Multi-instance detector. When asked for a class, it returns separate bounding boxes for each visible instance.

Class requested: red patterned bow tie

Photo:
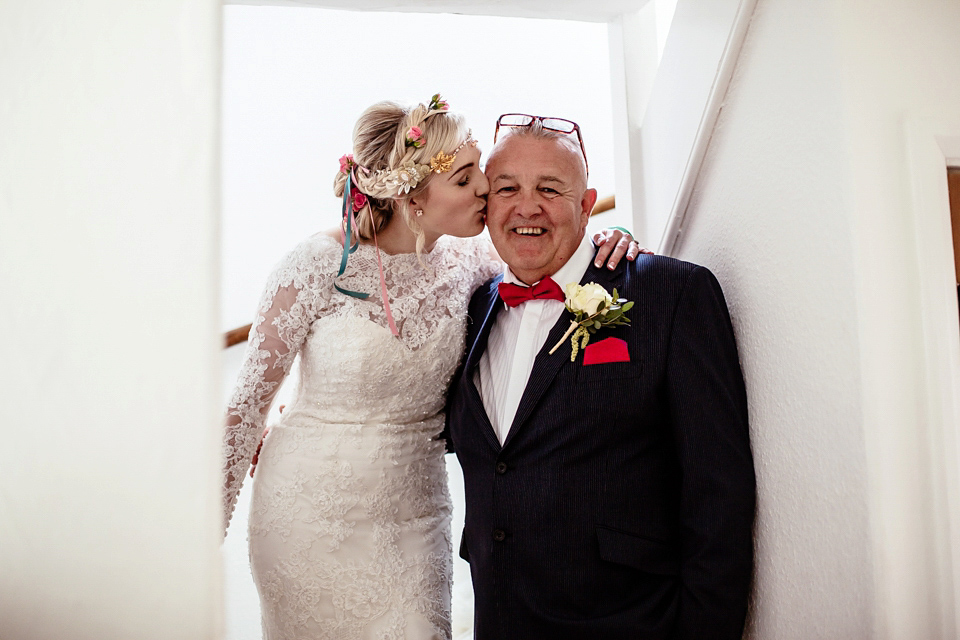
[497,277,566,307]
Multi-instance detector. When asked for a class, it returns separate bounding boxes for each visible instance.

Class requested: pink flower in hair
[429,93,449,111]
[339,154,355,174]
[351,188,367,213]
[405,126,425,148]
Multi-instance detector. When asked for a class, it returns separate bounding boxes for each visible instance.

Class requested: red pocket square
[583,337,630,365]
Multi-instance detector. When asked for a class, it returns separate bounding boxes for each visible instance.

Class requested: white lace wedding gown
[222,233,500,640]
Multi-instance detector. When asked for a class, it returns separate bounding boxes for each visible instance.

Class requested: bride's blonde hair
[333,99,470,255]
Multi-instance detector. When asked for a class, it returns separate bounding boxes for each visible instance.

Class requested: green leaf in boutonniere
[548,283,634,362]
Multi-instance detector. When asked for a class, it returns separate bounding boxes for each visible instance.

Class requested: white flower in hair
[383,161,429,195]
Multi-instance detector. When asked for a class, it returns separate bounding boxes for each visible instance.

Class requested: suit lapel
[501,262,624,450]
[462,276,505,452]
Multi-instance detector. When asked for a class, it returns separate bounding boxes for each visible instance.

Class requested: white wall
[606,0,679,240]
[0,2,223,639]
[837,2,960,635]
[666,0,960,637]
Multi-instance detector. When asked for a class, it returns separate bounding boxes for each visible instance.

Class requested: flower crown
[338,94,476,199]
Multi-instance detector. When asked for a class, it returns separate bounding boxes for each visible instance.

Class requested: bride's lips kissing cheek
[409,144,489,241]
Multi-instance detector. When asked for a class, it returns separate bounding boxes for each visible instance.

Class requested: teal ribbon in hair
[334,170,369,299]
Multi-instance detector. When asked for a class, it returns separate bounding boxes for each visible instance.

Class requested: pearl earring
[415,209,423,217]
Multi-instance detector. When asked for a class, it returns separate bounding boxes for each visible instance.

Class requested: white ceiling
[227,0,653,23]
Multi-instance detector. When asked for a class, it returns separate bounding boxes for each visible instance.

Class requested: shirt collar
[502,234,595,290]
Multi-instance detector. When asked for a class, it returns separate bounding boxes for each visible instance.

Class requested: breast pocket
[575,358,643,382]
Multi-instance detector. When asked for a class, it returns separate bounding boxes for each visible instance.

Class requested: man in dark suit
[447,116,756,639]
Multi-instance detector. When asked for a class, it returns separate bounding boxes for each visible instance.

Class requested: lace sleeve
[221,236,335,533]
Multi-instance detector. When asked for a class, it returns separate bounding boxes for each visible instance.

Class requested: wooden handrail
[591,195,615,216]
[225,323,253,349]
[224,195,616,349]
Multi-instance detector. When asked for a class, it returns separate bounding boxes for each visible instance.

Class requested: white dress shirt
[476,235,596,444]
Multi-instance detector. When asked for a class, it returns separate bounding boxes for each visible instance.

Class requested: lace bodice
[222,233,501,530]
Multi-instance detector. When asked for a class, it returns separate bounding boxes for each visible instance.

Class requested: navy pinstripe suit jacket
[447,253,755,640]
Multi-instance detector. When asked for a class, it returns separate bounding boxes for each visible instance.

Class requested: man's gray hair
[495,120,587,178]
[498,119,578,151]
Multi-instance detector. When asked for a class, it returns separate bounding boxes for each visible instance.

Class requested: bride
[221,94,640,640]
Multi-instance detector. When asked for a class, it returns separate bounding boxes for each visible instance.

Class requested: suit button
[496,462,508,475]
[492,529,506,542]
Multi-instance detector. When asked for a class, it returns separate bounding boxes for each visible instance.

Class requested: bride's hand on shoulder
[591,228,653,269]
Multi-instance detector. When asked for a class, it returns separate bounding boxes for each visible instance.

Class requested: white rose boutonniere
[568,282,611,315]
[549,282,634,362]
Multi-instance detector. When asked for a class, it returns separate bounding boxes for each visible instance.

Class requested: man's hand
[591,228,653,269]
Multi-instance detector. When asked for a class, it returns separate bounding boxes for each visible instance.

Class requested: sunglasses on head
[494,113,589,176]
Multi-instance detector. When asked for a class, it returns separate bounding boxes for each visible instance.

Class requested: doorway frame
[906,117,960,636]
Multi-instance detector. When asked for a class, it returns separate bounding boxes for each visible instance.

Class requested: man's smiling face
[484,134,596,285]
